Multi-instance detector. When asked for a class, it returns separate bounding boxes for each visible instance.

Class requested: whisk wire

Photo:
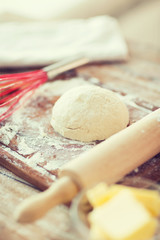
[0,56,89,122]
[0,91,34,122]
[0,70,43,81]
[0,69,47,122]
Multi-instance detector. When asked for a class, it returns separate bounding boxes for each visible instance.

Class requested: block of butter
[86,182,160,216]
[88,189,157,240]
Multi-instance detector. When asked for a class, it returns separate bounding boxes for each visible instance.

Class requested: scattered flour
[0,122,20,145]
[35,77,92,97]
[0,76,158,183]
[17,138,35,155]
[0,77,97,180]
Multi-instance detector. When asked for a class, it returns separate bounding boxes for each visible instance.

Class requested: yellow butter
[126,187,160,217]
[88,189,157,240]
[89,224,106,240]
[86,182,110,207]
[86,183,160,216]
[106,184,160,217]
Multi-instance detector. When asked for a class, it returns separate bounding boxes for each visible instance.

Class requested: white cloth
[0,16,128,67]
[0,0,135,20]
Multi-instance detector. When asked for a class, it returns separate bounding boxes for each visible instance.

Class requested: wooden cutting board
[0,42,160,190]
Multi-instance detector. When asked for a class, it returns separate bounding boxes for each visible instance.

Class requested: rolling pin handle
[14,176,79,223]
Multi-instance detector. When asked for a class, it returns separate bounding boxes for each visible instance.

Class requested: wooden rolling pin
[14,108,160,223]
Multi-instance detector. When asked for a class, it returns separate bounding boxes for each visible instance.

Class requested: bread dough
[50,85,129,142]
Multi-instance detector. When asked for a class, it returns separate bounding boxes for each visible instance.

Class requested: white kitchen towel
[0,15,128,67]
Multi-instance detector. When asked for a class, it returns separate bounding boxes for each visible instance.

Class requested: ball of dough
[50,85,129,142]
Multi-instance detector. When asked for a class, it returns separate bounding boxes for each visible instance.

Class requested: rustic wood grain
[0,167,78,240]
[0,42,160,191]
[0,147,53,190]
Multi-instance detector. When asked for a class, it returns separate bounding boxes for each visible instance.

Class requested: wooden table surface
[0,42,160,239]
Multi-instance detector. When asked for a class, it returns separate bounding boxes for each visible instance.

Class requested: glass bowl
[70,177,160,240]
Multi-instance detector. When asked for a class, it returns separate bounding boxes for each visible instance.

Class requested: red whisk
[0,56,89,122]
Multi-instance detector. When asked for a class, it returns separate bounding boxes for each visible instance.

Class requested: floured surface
[0,42,160,190]
[0,78,97,189]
